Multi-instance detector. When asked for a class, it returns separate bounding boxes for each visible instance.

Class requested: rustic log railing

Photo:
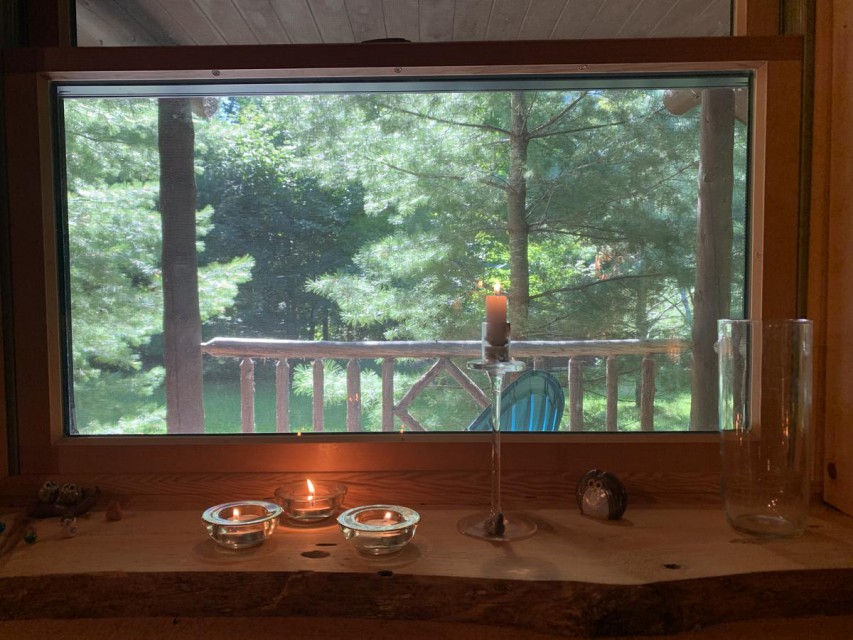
[200,338,690,433]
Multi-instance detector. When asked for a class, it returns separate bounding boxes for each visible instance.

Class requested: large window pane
[59,76,750,435]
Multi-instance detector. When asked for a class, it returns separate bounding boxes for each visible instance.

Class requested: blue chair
[467,370,565,432]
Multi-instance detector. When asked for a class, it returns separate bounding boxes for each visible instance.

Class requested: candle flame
[384,511,393,521]
[493,282,501,295]
[306,479,315,496]
[232,507,240,519]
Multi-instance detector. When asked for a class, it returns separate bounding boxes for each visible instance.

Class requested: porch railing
[200,338,690,433]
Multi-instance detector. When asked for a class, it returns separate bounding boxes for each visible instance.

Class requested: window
[3,38,803,476]
[59,76,751,436]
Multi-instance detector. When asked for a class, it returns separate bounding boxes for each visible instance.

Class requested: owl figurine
[576,469,628,520]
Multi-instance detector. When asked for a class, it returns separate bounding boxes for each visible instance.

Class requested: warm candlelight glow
[306,479,315,500]
[485,281,508,346]
[232,507,240,520]
[384,511,393,520]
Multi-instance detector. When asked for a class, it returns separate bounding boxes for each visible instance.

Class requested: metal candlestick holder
[457,323,537,542]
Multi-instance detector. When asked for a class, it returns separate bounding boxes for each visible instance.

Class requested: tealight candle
[337,504,420,556]
[275,479,347,523]
[201,500,282,550]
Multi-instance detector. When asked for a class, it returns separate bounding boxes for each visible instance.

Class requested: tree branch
[530,272,682,300]
[370,99,510,136]
[528,92,588,137]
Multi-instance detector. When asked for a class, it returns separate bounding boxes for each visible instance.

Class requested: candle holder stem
[459,356,536,542]
[487,369,505,536]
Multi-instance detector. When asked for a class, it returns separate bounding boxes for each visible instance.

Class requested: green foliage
[64,84,748,434]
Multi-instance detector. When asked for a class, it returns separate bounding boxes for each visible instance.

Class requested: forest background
[62,83,747,434]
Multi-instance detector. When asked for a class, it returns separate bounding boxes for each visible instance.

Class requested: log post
[606,355,618,432]
[382,359,395,431]
[275,359,290,433]
[312,359,324,432]
[240,357,254,433]
[569,356,584,431]
[641,355,656,432]
[346,358,362,432]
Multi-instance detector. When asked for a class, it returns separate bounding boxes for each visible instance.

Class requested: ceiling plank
[420,0,456,41]
[614,0,675,39]
[681,0,731,37]
[232,0,291,43]
[74,4,127,46]
[346,0,386,42]
[308,0,356,42]
[134,0,197,45]
[486,0,529,40]
[452,0,492,41]
[148,0,227,45]
[382,0,419,41]
[550,0,602,39]
[269,0,323,44]
[517,0,566,40]
[584,0,640,39]
[192,0,258,44]
[649,0,703,37]
[75,0,165,46]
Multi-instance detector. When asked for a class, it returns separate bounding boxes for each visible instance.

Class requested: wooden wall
[821,0,853,516]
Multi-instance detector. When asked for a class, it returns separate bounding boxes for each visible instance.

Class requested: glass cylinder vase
[717,319,812,538]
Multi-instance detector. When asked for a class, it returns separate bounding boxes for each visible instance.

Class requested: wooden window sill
[1,504,852,637]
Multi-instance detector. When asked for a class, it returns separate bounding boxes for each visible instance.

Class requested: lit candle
[275,479,348,523]
[485,282,508,345]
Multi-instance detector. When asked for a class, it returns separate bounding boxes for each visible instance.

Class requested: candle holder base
[457,511,537,542]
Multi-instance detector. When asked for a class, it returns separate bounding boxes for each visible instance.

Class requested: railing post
[382,358,394,432]
[275,359,290,433]
[569,356,584,431]
[240,357,255,433]
[641,355,656,431]
[606,355,618,432]
[312,359,324,432]
[346,358,362,432]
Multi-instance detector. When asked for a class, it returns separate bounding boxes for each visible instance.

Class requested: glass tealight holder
[337,504,420,556]
[201,500,282,550]
[275,480,347,523]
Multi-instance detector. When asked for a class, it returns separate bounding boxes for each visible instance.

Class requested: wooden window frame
[2,38,804,499]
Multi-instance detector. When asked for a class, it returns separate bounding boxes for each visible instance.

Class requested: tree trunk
[507,91,530,338]
[690,89,735,431]
[159,98,204,433]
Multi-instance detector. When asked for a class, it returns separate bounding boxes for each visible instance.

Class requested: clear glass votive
[718,319,813,538]
[275,480,347,523]
[337,505,420,555]
[202,500,282,550]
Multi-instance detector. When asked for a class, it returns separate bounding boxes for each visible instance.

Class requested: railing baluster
[606,355,618,432]
[346,358,362,432]
[641,355,656,431]
[569,356,584,431]
[275,358,290,433]
[382,358,395,431]
[313,359,324,432]
[199,339,691,434]
[240,357,255,433]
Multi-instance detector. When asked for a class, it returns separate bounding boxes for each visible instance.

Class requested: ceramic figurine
[60,517,78,538]
[56,483,83,506]
[576,469,628,520]
[23,526,37,544]
[38,480,59,503]
[105,500,123,521]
